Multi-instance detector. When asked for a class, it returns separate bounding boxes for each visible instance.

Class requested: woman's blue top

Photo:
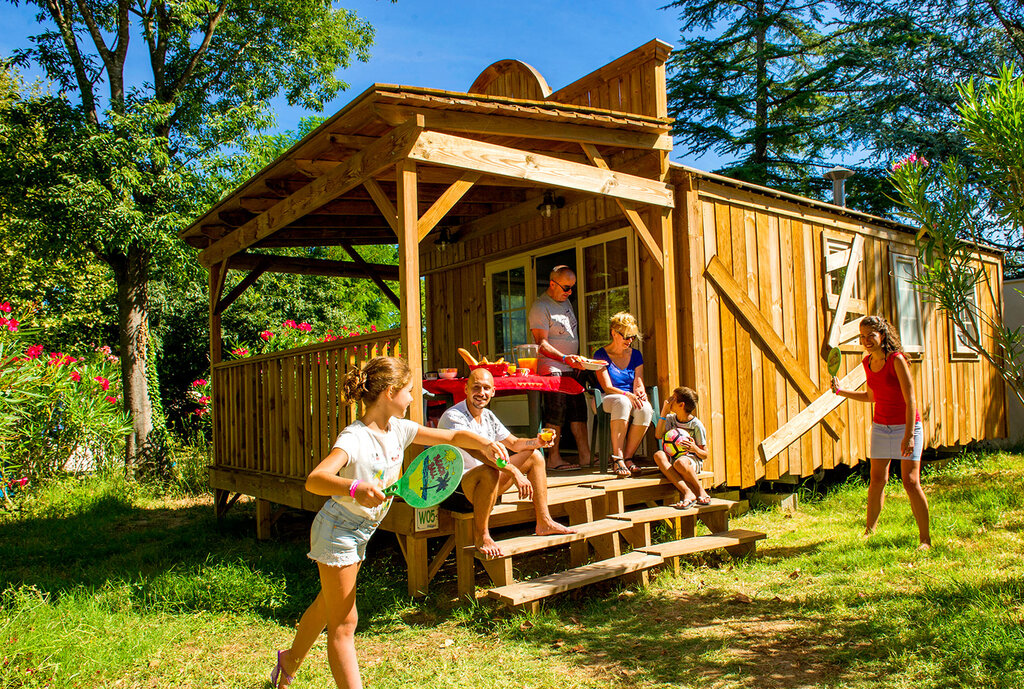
[593,347,643,391]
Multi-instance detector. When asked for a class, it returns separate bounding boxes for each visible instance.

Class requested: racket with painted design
[383,444,463,508]
[827,346,842,377]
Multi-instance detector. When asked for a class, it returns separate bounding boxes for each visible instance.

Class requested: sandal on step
[612,456,631,476]
[672,498,697,510]
[696,495,712,506]
[270,650,295,688]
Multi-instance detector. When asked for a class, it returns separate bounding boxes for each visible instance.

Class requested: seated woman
[593,312,654,476]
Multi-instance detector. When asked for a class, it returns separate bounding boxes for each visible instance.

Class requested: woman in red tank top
[832,315,930,549]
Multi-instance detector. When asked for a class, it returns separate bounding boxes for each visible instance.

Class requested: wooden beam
[406,130,674,208]
[581,143,663,269]
[198,117,424,268]
[363,178,400,235]
[340,244,401,307]
[216,257,270,315]
[417,172,480,241]
[704,255,845,439]
[397,160,424,427]
[759,365,867,462]
[229,252,400,280]
[826,234,864,348]
[374,104,673,151]
[455,190,589,243]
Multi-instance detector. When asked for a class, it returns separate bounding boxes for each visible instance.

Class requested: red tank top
[863,352,920,425]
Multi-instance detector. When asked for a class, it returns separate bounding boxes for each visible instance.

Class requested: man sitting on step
[439,368,575,558]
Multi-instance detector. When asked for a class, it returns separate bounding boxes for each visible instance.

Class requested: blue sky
[0,0,725,168]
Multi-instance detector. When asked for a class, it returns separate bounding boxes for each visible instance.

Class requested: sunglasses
[617,332,637,343]
[552,281,574,293]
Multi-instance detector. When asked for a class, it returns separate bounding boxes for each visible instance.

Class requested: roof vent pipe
[823,166,854,207]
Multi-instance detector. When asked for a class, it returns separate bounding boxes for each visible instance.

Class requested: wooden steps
[638,529,766,558]
[474,518,629,560]
[486,551,664,607]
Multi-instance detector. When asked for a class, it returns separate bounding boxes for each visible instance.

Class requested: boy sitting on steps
[653,386,712,509]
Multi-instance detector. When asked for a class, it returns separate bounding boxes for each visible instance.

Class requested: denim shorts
[870,421,923,461]
[307,499,381,567]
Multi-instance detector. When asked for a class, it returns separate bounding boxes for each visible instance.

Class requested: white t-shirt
[437,401,510,476]
[528,292,579,375]
[330,417,418,521]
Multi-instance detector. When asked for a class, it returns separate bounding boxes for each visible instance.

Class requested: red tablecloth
[423,375,584,403]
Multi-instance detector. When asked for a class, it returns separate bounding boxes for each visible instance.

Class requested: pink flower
[0,302,10,313]
[370,325,377,332]
[191,379,207,388]
[6,319,17,333]
[283,320,297,329]
[0,317,6,327]
[298,322,312,332]
[25,345,44,359]
[94,376,111,391]
[198,395,211,404]
[193,408,208,417]
[105,396,118,404]
[97,345,111,356]
[231,347,249,357]
[260,330,273,341]
[70,371,81,382]
[920,157,929,167]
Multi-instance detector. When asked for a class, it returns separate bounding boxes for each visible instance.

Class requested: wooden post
[397,160,424,425]
[209,262,226,516]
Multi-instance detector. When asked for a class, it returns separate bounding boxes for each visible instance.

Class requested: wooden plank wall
[679,176,1007,488]
[211,330,402,485]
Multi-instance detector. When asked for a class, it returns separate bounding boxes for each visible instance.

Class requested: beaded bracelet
[349,479,361,498]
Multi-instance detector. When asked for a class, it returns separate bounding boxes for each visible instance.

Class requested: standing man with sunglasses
[528,265,594,472]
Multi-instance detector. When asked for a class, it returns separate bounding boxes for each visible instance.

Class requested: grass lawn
[3,449,1024,688]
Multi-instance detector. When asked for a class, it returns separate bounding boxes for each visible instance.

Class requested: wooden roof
[180,40,675,265]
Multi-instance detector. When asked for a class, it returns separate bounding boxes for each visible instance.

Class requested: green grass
[3,450,1024,688]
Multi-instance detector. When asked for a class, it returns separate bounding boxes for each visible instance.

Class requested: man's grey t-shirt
[528,292,579,375]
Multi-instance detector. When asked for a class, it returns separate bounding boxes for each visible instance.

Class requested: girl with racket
[271,356,509,688]
[832,316,930,549]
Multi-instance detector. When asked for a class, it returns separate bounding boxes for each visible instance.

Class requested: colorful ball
[662,428,691,458]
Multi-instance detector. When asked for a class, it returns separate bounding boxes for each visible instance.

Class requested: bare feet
[477,532,504,558]
[535,519,575,536]
[918,542,931,551]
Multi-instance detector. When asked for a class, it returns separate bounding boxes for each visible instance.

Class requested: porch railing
[210,330,402,481]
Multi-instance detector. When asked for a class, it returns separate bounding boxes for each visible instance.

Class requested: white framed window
[889,250,925,354]
[485,257,530,363]
[484,228,637,359]
[950,286,980,359]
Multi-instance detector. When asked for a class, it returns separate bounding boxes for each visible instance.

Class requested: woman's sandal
[611,456,631,477]
[270,650,295,688]
[696,495,712,506]
[672,498,697,510]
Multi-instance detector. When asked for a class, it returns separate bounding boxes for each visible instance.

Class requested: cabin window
[950,285,980,359]
[486,261,529,362]
[889,251,925,354]
[580,236,632,351]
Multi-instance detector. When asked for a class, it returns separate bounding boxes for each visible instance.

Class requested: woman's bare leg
[865,459,890,535]
[900,460,931,548]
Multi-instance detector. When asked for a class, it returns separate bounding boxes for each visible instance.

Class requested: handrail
[212,328,401,370]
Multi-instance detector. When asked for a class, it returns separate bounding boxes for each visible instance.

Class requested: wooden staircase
[453,473,766,611]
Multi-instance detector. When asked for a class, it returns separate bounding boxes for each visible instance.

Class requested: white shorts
[870,421,923,461]
[308,499,381,567]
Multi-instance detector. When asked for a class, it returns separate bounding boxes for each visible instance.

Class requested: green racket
[383,444,463,508]
[827,346,842,377]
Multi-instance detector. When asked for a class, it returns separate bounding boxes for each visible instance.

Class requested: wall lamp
[537,190,565,218]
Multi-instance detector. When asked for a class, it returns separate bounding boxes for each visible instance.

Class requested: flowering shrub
[233,319,380,357]
[0,301,130,488]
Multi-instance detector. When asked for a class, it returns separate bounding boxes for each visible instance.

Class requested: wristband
[658,416,668,421]
[496,458,508,468]
[561,354,567,363]
[349,479,361,498]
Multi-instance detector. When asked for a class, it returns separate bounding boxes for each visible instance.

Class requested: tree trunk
[753,0,769,185]
[110,245,153,471]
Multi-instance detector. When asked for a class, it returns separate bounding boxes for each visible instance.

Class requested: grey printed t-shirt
[438,401,510,475]
[528,292,579,375]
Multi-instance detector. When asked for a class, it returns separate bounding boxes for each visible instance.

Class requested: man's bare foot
[918,541,931,551]
[535,519,575,536]
[477,533,504,559]
[862,528,875,537]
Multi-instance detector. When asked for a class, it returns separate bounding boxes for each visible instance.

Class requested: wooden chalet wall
[675,169,1007,489]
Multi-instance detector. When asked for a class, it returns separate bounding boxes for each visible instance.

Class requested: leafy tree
[0,2,375,467]
[890,65,1024,405]
[664,0,1022,214]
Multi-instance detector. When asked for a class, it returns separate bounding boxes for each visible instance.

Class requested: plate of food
[578,357,609,371]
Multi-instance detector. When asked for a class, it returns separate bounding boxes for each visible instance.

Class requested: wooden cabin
[180,40,1006,599]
